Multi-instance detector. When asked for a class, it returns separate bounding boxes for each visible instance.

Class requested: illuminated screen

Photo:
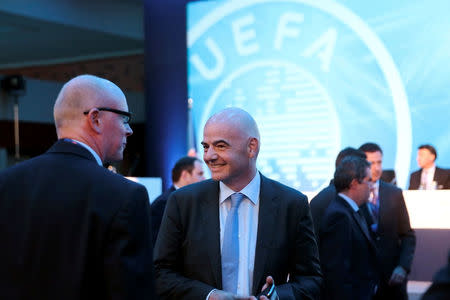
[187,0,450,191]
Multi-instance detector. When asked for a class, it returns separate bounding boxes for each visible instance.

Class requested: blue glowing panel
[187,0,450,191]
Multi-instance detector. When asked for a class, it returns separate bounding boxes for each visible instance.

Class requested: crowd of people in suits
[0,74,448,299]
[311,144,416,300]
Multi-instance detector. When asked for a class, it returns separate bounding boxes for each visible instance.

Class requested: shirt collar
[373,179,379,188]
[219,171,260,205]
[372,179,379,193]
[338,192,360,212]
[423,164,436,173]
[66,138,102,166]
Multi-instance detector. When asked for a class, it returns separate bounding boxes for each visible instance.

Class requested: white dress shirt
[219,172,260,296]
[421,165,436,189]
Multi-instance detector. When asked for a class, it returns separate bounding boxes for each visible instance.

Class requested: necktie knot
[230,192,244,208]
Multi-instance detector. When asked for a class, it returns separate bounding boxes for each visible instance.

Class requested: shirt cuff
[206,288,218,300]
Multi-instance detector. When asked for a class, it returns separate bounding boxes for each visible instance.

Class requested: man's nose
[204,147,217,161]
[126,124,133,136]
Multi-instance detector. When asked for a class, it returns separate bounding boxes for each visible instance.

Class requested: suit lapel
[252,174,279,294]
[352,210,375,248]
[337,196,377,251]
[378,181,388,230]
[200,181,222,289]
[434,167,446,186]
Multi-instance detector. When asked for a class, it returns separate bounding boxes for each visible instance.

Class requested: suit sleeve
[277,196,323,300]
[150,196,166,247]
[154,192,215,299]
[103,185,156,300]
[319,212,353,300]
[310,191,326,239]
[408,172,419,190]
[396,189,416,272]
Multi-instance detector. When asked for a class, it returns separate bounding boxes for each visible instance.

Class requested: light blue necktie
[221,192,244,294]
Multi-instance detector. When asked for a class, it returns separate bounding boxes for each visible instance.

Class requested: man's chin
[210,172,226,182]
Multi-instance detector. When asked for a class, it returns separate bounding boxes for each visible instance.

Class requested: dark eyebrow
[212,140,230,146]
[201,140,230,147]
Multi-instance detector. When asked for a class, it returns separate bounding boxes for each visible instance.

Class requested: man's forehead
[203,122,243,139]
[365,151,382,160]
[418,149,433,155]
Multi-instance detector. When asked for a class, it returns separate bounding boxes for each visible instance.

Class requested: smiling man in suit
[0,75,155,300]
[154,107,322,300]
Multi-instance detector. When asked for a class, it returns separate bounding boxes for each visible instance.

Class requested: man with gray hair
[154,107,322,300]
[0,75,155,299]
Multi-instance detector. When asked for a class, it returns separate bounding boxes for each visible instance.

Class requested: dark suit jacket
[154,174,322,300]
[360,181,415,299]
[151,185,176,246]
[320,195,379,300]
[408,167,450,190]
[0,139,155,300]
[310,181,336,243]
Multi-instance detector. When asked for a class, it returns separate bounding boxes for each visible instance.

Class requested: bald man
[154,108,322,300]
[0,75,155,300]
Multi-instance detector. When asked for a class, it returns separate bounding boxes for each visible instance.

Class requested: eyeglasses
[83,107,132,123]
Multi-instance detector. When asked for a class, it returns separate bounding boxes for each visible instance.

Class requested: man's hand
[209,289,254,300]
[257,276,279,300]
[388,266,407,286]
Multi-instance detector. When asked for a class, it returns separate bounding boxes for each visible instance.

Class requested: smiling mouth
[208,163,224,169]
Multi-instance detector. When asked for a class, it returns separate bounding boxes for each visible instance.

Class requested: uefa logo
[188,0,412,191]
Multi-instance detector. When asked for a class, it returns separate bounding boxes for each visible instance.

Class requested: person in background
[154,107,322,300]
[310,147,366,243]
[409,144,450,190]
[359,142,416,300]
[0,74,155,300]
[319,156,379,299]
[151,156,205,245]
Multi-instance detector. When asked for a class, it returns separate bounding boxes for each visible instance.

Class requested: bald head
[53,74,132,163]
[54,74,126,131]
[202,107,260,191]
[206,107,260,146]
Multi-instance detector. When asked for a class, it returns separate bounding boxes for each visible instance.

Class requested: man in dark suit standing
[0,75,155,300]
[320,156,379,300]
[151,156,205,245]
[359,143,416,300]
[154,108,322,300]
[310,147,366,242]
[408,144,450,190]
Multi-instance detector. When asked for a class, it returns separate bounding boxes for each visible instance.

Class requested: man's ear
[248,137,259,158]
[86,109,102,134]
[349,178,358,190]
[178,169,191,185]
